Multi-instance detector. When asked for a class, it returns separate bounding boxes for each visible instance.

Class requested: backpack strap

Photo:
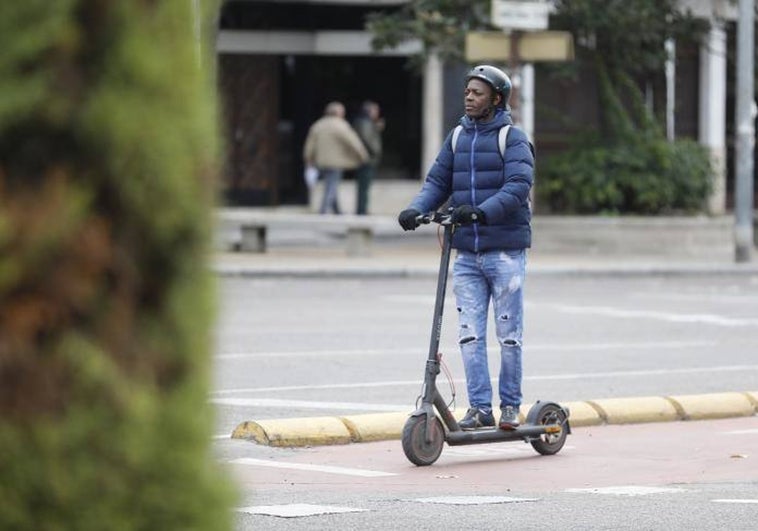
[451,125,463,153]
[497,125,511,159]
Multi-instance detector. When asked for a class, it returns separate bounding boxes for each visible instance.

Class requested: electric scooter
[401,211,571,466]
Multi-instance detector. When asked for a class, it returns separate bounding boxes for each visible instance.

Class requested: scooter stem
[427,221,453,363]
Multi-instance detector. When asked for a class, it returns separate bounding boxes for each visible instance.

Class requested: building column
[699,22,727,214]
[665,38,676,141]
[422,52,444,179]
[520,63,535,140]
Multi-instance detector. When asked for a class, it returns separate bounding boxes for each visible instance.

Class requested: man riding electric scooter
[398,64,534,432]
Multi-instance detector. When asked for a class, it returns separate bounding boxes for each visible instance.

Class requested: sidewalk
[213,213,758,278]
[213,248,758,278]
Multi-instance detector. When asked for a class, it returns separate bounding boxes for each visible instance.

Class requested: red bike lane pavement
[228,416,758,497]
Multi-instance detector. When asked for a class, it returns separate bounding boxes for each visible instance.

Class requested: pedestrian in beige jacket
[303,101,369,214]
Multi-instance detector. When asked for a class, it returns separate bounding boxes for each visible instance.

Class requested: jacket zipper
[469,124,479,252]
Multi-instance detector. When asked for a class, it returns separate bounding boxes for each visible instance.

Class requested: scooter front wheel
[528,402,568,456]
[401,414,444,466]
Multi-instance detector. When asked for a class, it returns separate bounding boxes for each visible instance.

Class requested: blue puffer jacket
[408,109,534,252]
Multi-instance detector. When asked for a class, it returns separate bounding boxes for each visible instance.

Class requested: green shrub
[0,1,235,529]
[538,137,713,214]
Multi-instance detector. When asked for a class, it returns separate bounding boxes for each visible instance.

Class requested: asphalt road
[210,272,758,530]
[211,273,758,433]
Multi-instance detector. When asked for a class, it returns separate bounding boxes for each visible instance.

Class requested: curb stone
[666,392,755,420]
[587,396,679,424]
[232,416,352,447]
[230,391,758,447]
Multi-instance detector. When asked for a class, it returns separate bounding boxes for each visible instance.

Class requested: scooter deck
[445,424,562,446]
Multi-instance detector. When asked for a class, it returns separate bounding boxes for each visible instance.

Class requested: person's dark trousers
[355,163,375,215]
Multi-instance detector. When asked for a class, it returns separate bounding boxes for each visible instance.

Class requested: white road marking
[230,457,397,477]
[237,504,367,517]
[210,364,758,395]
[387,294,758,323]
[546,303,758,327]
[211,397,406,411]
[212,379,424,395]
[382,294,446,304]
[443,446,535,458]
[216,340,716,360]
[528,340,717,352]
[527,365,758,382]
[566,486,688,496]
[444,444,576,458]
[711,499,758,504]
[633,292,758,304]
[414,495,540,505]
[721,429,758,435]
[217,349,402,360]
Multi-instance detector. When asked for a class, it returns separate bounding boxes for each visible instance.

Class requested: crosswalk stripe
[237,504,367,517]
[566,486,688,496]
[230,457,397,477]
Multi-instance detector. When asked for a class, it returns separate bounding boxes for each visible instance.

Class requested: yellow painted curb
[563,401,603,427]
[231,416,352,447]
[340,412,410,443]
[667,392,755,421]
[587,396,679,424]
[229,392,757,447]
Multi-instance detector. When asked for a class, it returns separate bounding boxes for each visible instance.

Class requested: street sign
[465,31,574,62]
[491,0,552,31]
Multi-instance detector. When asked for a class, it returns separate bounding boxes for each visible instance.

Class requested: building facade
[216,0,744,213]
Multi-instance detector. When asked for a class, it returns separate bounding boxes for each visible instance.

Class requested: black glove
[451,205,486,225]
[398,208,421,231]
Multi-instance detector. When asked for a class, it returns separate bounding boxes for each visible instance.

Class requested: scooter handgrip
[432,211,453,225]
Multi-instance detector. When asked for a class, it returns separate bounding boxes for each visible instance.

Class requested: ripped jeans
[452,248,525,413]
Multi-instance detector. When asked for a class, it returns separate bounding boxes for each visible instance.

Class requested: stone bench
[217,209,396,257]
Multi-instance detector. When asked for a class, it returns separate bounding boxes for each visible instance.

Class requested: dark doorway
[219,54,421,207]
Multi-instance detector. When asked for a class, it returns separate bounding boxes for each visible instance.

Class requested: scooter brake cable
[437,351,457,411]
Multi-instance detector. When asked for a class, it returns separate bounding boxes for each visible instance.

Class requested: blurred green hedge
[0,1,234,529]
[538,137,713,215]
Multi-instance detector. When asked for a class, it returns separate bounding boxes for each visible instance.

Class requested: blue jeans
[452,248,526,413]
[319,168,342,214]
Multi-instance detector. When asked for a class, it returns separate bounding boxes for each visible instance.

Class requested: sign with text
[491,0,552,31]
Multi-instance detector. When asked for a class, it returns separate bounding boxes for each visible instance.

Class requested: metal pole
[734,0,755,263]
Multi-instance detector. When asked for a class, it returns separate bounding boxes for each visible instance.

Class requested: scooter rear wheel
[401,414,444,466]
[529,402,568,456]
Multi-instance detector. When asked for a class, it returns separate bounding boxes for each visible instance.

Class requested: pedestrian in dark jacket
[352,100,384,215]
[397,65,534,431]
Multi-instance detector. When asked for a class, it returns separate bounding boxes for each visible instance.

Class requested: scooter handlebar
[416,211,453,226]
